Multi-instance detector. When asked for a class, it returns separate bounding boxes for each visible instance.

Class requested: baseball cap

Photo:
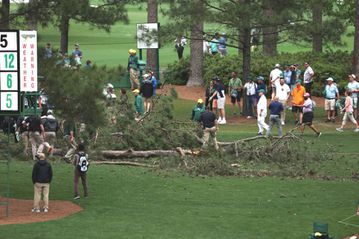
[326,77,334,81]
[258,89,265,93]
[143,73,149,78]
[197,99,204,104]
[74,43,79,47]
[349,74,357,79]
[256,76,264,81]
[132,89,140,93]
[296,79,302,83]
[47,109,53,115]
[304,93,310,97]
[274,63,280,68]
[107,83,114,89]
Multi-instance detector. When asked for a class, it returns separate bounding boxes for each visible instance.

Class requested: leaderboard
[0,30,37,114]
[0,31,19,113]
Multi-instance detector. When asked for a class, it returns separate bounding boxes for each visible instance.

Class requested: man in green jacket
[133,89,144,119]
[191,99,205,122]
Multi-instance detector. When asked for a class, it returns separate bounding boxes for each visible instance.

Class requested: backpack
[77,153,89,172]
[44,118,59,132]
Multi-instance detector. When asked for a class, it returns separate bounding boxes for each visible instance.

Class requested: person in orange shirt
[291,80,306,125]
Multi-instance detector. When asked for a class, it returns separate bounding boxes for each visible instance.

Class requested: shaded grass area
[0,162,358,239]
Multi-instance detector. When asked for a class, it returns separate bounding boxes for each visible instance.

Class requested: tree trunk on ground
[146,0,158,74]
[353,0,359,75]
[312,1,323,52]
[187,1,204,86]
[262,7,278,56]
[102,148,194,159]
[60,14,70,54]
[0,0,10,30]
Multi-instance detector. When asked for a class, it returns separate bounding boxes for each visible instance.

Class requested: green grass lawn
[1,99,359,238]
[0,162,358,239]
[1,2,358,238]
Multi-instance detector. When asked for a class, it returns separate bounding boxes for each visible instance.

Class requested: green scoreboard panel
[0,30,20,114]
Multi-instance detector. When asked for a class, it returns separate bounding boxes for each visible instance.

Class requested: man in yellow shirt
[291,80,306,125]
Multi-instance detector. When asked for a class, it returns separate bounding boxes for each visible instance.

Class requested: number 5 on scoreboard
[0,92,18,111]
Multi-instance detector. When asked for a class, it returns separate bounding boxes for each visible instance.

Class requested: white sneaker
[281,122,285,126]
[336,128,344,132]
[219,119,226,125]
[354,128,359,132]
[246,116,252,119]
[217,118,223,123]
[43,207,49,213]
[74,196,80,200]
[31,208,40,213]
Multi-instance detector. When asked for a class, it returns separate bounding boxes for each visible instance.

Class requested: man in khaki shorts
[324,77,339,123]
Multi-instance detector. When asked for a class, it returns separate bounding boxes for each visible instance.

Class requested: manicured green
[0,161,358,239]
[1,99,359,238]
[0,3,357,238]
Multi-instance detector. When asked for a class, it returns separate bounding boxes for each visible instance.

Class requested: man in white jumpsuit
[257,89,269,135]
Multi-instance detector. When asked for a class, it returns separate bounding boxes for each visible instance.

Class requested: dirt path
[0,197,82,225]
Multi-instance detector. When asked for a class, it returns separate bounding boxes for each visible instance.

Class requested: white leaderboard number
[0,72,18,91]
[0,52,17,71]
[0,33,17,51]
[0,92,18,111]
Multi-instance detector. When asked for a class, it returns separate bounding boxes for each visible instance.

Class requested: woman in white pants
[257,89,269,135]
[336,90,359,132]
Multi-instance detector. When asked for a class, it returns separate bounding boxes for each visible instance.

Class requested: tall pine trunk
[262,7,277,56]
[146,0,158,74]
[312,1,323,52]
[0,0,10,30]
[60,14,70,54]
[187,1,204,86]
[27,0,38,30]
[353,0,359,75]
[239,0,252,116]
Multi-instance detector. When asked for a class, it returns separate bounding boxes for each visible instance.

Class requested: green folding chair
[309,222,333,239]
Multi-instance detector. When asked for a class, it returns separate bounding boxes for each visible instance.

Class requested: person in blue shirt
[256,76,267,101]
[324,77,339,123]
[44,43,52,59]
[72,43,83,59]
[218,33,227,57]
[149,71,158,96]
[266,96,284,137]
[283,65,292,85]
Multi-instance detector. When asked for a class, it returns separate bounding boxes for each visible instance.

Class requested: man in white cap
[269,63,282,99]
[347,74,359,118]
[324,77,339,123]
